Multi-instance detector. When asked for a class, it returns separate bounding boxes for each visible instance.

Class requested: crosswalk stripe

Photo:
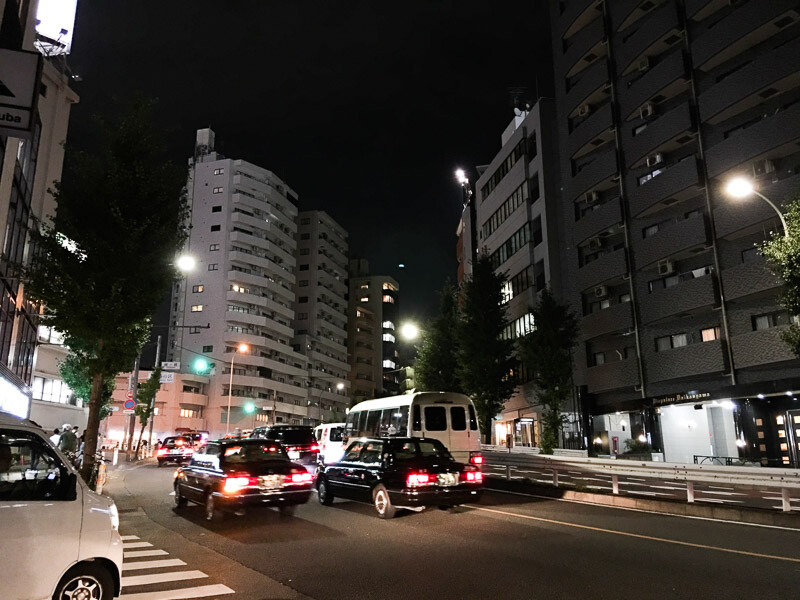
[120,535,140,541]
[121,570,208,587]
[123,559,186,571]
[124,549,169,558]
[123,542,154,549]
[118,583,235,600]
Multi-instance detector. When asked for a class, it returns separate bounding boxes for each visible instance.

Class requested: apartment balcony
[731,326,795,369]
[574,197,623,245]
[226,310,267,329]
[570,103,615,159]
[705,102,800,180]
[645,341,726,383]
[273,400,308,417]
[618,50,689,121]
[229,250,275,274]
[584,358,640,393]
[609,0,657,32]
[569,149,618,202]
[559,0,604,39]
[230,373,303,399]
[230,229,269,252]
[627,156,701,218]
[638,275,717,325]
[633,212,708,270]
[722,258,782,301]
[179,392,208,408]
[615,2,682,76]
[713,173,800,239]
[625,102,694,169]
[566,60,610,117]
[231,210,270,234]
[575,248,628,292]
[228,270,294,302]
[685,0,728,22]
[691,0,800,72]
[563,15,606,78]
[581,301,633,340]
[699,37,800,125]
[226,290,294,320]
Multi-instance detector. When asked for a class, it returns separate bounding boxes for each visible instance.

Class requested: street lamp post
[725,177,788,237]
[226,343,249,435]
[456,169,478,266]
[310,380,345,425]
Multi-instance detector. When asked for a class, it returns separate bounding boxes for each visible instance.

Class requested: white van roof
[350,392,472,413]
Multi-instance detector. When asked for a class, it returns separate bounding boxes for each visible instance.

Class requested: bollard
[612,474,619,495]
[552,469,558,487]
[687,481,695,503]
[506,465,511,480]
[782,488,791,513]
[96,462,106,495]
[112,448,118,466]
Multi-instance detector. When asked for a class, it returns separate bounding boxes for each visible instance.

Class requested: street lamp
[399,322,419,341]
[226,343,249,435]
[176,255,196,272]
[456,167,478,265]
[725,177,788,237]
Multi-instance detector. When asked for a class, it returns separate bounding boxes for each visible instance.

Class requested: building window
[382,295,395,303]
[741,247,759,263]
[188,326,200,334]
[752,312,792,331]
[701,327,720,342]
[299,248,310,255]
[643,224,659,238]
[299,296,309,303]
[208,263,218,271]
[299,264,309,271]
[212,205,222,212]
[382,321,394,330]
[301,218,311,225]
[180,408,199,418]
[383,359,396,369]
[360,283,369,289]
[213,187,223,194]
[297,312,308,320]
[655,333,689,351]
[299,280,309,287]
[209,243,220,251]
[619,293,631,303]
[202,345,213,352]
[593,352,605,366]
[360,296,369,302]
[300,233,310,240]
[383,333,395,343]
[191,305,203,312]
[192,285,204,293]
[214,168,225,175]
[382,282,398,291]
[638,167,664,186]
[211,225,221,232]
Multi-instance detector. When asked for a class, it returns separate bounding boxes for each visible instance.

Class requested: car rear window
[163,437,190,448]
[270,428,315,445]
[221,443,288,466]
[418,440,452,459]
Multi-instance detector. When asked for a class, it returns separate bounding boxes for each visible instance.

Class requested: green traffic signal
[193,358,210,373]
[243,402,256,414]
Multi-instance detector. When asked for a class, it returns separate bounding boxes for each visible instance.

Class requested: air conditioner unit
[588,237,603,251]
[578,104,592,117]
[585,190,600,205]
[594,285,608,299]
[638,57,651,72]
[646,153,664,168]
[640,103,655,119]
[752,159,776,177]
[657,260,674,276]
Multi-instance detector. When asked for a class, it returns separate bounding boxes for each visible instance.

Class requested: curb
[486,476,800,529]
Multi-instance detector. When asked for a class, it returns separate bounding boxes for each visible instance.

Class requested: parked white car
[0,411,123,600]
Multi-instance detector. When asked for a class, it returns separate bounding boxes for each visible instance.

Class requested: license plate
[288,451,300,460]
[438,473,458,487]
[259,475,282,490]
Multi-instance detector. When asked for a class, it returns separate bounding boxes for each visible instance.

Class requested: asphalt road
[105,460,800,600]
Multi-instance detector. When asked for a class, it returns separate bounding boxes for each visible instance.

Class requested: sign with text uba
[0,49,42,138]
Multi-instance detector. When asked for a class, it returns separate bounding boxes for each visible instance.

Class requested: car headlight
[109,502,119,531]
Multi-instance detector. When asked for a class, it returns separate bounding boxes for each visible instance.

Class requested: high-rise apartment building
[168,129,311,436]
[292,210,350,424]
[550,0,800,466]
[347,259,400,402]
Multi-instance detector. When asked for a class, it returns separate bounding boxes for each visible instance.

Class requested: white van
[0,411,123,600]
[343,392,482,464]
[313,422,346,464]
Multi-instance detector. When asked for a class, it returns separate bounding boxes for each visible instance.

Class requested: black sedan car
[250,425,320,472]
[173,439,313,520]
[315,437,483,518]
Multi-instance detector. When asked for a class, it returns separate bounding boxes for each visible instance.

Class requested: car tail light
[407,473,434,487]
[223,476,257,494]
[267,446,279,452]
[157,448,167,456]
[310,444,320,452]
[285,472,313,485]
[470,452,483,465]
[464,470,483,484]
[183,447,194,455]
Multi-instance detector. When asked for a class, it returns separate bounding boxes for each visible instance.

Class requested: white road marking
[121,570,208,587]
[123,559,187,571]
[120,535,140,541]
[122,542,153,549]
[118,583,235,600]
[124,549,169,558]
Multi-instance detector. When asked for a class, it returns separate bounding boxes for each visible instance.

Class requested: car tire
[157,460,164,468]
[317,477,334,506]
[373,484,396,519]
[279,504,296,517]
[174,483,187,509]
[205,492,217,521]
[52,561,114,600]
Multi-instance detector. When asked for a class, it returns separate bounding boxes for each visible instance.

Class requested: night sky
[67,1,550,323]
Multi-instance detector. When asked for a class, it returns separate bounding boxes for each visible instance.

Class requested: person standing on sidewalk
[49,428,60,446]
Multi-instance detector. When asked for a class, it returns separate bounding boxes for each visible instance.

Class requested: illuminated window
[501,281,513,304]
[360,296,369,302]
[213,187,223,194]
[777,416,785,425]
[191,305,203,312]
[153,407,160,415]
[701,327,720,342]
[192,285,204,293]
[180,408,198,418]
[209,243,220,251]
[383,360,396,369]
[382,295,394,304]
[383,282,398,291]
[360,283,369,289]
[382,321,395,330]
[214,168,225,175]
[208,263,219,271]
[383,333,395,343]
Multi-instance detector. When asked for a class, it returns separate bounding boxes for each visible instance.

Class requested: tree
[415,283,463,393]
[134,367,162,453]
[24,100,187,481]
[518,288,579,454]
[59,351,116,420]
[760,192,800,355]
[456,254,516,443]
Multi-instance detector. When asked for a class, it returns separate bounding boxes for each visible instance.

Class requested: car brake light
[223,476,257,494]
[464,470,483,484]
[157,448,167,456]
[285,472,313,485]
[183,447,194,455]
[407,473,434,487]
[267,446,278,452]
[470,455,483,465]
[310,444,320,452]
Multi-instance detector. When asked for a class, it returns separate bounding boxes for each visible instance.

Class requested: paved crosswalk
[117,529,235,600]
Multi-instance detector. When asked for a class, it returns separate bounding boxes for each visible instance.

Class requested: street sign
[122,409,134,415]
[160,372,175,383]
[161,361,180,371]
[0,48,42,138]
[124,399,135,410]
[126,390,133,400]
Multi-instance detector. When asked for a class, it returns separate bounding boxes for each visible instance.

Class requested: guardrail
[481,450,800,512]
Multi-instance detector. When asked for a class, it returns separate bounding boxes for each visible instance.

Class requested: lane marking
[122,542,153,549]
[118,583,235,600]
[483,488,800,531]
[468,505,800,563]
[124,549,169,558]
[123,559,186,571]
[121,570,208,587]
[120,535,140,541]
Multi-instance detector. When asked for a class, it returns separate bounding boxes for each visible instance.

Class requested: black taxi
[315,437,483,518]
[173,438,313,520]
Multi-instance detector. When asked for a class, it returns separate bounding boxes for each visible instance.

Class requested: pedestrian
[50,428,60,446]
[58,424,78,454]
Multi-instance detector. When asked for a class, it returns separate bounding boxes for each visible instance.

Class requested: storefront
[493,413,540,447]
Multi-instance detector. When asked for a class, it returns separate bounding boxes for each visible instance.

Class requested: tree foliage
[518,288,579,454]
[456,255,516,443]
[59,351,116,420]
[760,192,800,355]
[24,100,188,481]
[414,283,463,394]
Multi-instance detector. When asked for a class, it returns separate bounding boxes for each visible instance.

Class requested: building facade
[292,210,350,424]
[550,0,800,466]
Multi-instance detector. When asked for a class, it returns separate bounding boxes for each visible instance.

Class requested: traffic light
[243,402,256,414]
[192,358,213,374]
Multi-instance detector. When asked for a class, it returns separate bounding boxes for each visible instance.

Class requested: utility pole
[126,355,140,455]
[146,335,162,450]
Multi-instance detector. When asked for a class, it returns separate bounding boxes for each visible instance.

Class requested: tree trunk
[80,369,105,483]
[135,413,149,457]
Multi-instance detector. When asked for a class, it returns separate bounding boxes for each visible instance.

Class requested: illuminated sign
[0,375,31,419]
[0,48,42,138]
[35,0,78,55]
[652,391,711,407]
